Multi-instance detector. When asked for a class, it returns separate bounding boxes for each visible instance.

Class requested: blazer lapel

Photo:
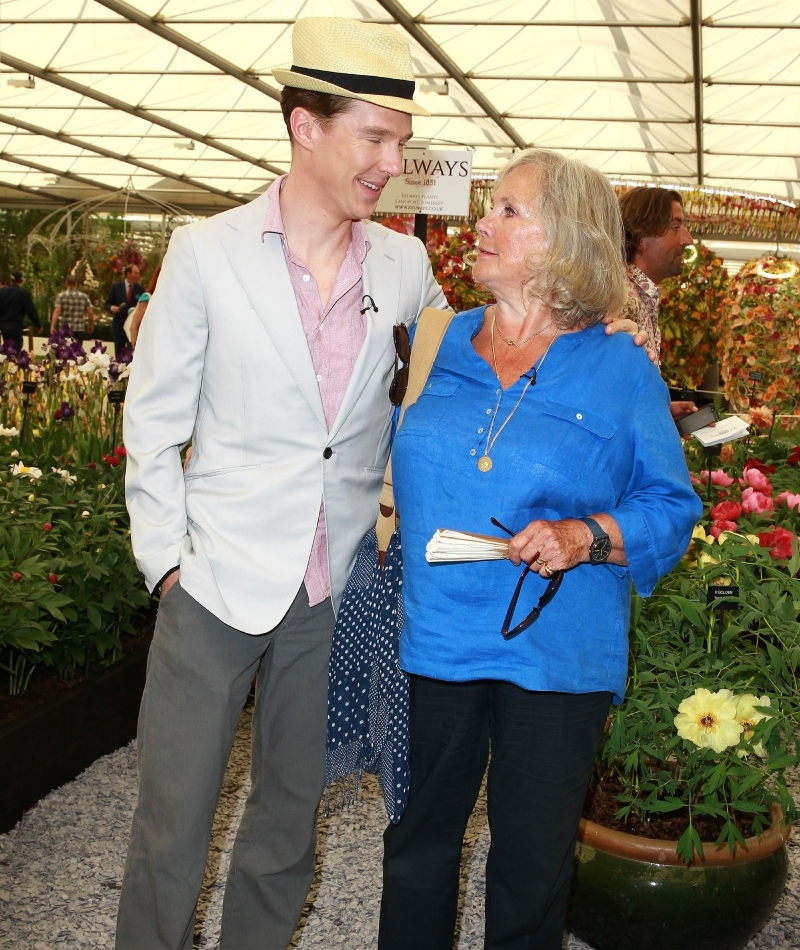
[220,197,326,430]
[328,233,401,440]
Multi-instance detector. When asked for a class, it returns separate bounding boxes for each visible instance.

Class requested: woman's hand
[507,519,593,576]
[508,515,627,575]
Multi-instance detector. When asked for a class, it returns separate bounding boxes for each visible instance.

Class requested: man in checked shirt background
[50,273,95,343]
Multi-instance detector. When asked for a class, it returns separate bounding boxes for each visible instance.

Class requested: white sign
[376,148,473,216]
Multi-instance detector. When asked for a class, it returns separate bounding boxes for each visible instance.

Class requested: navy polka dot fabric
[325,527,410,824]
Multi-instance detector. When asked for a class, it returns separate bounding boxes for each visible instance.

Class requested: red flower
[710,520,738,539]
[758,527,795,559]
[787,446,800,466]
[744,457,776,475]
[43,522,52,532]
[12,571,22,582]
[114,446,127,458]
[102,454,121,467]
[710,501,742,521]
[88,461,97,469]
[48,573,59,584]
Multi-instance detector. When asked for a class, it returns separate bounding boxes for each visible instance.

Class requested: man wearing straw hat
[117,17,446,950]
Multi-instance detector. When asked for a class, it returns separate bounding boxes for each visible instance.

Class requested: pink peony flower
[710,520,738,539]
[776,491,800,510]
[741,487,774,514]
[699,469,735,487]
[740,468,773,494]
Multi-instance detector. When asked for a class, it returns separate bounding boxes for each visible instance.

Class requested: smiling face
[295,98,412,223]
[472,166,548,304]
[635,200,693,284]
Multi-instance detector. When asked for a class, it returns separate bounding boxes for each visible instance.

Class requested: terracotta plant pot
[566,806,791,950]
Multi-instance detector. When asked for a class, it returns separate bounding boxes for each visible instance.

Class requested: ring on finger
[541,561,553,577]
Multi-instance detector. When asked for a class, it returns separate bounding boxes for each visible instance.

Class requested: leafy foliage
[659,244,729,390]
[599,433,800,863]
[719,257,800,415]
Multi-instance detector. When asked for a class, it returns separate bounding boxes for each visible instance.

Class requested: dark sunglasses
[491,517,564,640]
[389,323,411,406]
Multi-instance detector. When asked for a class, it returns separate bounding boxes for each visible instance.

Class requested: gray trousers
[115,581,335,950]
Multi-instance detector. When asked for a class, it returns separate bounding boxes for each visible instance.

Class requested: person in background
[51,274,95,344]
[619,186,697,421]
[127,263,161,349]
[0,270,41,352]
[105,263,143,355]
[379,149,702,950]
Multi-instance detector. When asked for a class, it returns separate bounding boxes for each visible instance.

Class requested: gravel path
[0,706,797,949]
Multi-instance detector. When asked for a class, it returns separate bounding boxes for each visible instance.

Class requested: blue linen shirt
[392,307,702,704]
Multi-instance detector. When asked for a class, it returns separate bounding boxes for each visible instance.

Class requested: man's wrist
[157,566,179,591]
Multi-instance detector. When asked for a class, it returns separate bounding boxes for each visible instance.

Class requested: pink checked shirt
[262,176,369,606]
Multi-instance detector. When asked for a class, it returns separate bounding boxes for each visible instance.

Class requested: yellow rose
[674,688,743,753]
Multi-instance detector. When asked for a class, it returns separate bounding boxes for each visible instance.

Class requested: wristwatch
[581,517,612,564]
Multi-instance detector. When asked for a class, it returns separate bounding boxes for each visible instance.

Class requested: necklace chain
[479,317,560,472]
[493,307,553,347]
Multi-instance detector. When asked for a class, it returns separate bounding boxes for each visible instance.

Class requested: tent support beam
[372,0,527,149]
[92,0,281,102]
[0,152,117,193]
[0,115,248,204]
[690,0,704,184]
[0,178,70,204]
[0,53,287,177]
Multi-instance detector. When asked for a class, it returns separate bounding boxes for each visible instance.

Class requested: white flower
[51,467,77,486]
[674,688,743,753]
[10,463,43,481]
[27,493,35,502]
[116,364,131,381]
[0,426,19,437]
[7,363,18,375]
[10,449,19,458]
[79,350,111,378]
[81,510,90,518]
[0,353,6,364]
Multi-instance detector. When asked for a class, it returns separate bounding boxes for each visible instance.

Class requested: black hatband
[290,65,414,100]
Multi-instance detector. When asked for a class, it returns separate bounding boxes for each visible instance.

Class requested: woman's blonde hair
[493,149,627,329]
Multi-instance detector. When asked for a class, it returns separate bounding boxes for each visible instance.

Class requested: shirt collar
[261,175,370,265]
[627,264,660,302]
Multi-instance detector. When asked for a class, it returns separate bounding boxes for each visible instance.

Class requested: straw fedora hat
[273,18,429,117]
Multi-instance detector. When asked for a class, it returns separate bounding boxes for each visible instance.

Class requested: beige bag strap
[376,307,455,553]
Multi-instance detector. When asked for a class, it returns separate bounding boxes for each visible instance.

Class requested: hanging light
[756,259,798,281]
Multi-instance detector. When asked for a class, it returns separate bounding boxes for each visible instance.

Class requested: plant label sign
[107,390,125,404]
[748,371,763,382]
[376,148,473,217]
[706,585,740,605]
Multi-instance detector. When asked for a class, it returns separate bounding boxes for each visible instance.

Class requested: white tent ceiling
[0,0,798,216]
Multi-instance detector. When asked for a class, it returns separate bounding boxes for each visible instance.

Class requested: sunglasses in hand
[491,517,564,640]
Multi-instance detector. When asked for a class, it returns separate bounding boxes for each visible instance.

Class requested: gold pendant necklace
[478,317,560,473]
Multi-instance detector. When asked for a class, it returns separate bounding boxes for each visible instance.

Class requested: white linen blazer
[123,191,447,634]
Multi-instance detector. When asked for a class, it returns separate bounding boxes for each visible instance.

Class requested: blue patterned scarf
[325,527,410,824]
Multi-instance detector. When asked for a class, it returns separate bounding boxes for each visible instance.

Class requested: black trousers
[379,677,611,950]
[0,327,23,351]
[112,314,130,356]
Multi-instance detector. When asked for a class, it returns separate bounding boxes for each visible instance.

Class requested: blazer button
[323,447,333,459]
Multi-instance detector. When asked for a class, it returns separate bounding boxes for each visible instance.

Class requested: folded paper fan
[425,529,510,563]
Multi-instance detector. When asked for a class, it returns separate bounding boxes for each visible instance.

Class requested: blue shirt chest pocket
[534,400,618,479]
[398,376,463,436]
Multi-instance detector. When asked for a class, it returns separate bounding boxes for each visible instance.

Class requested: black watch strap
[580,517,612,564]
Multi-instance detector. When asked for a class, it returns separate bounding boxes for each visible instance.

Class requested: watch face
[590,537,612,563]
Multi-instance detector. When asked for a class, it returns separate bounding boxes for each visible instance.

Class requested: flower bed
[0,331,150,696]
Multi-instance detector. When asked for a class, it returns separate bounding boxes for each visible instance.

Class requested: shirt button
[486,408,492,415]
[477,427,484,434]
[576,413,583,420]
[470,449,476,456]
[323,447,333,459]
[302,274,311,282]
[496,388,502,395]
[317,374,322,381]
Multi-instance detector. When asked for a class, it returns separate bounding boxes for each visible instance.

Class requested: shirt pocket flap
[422,376,462,397]
[540,401,618,439]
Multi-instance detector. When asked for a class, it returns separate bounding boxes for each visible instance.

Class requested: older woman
[378,150,702,950]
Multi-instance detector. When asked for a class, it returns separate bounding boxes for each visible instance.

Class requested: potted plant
[567,432,799,950]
